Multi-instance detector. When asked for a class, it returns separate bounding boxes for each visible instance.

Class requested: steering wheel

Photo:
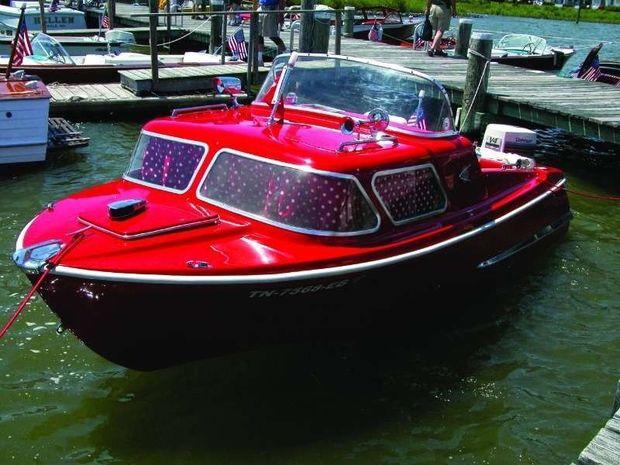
[522,42,536,54]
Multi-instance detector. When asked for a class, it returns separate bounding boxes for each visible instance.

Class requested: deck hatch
[372,164,447,225]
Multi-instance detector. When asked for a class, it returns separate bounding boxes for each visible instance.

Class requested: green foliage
[315,0,620,24]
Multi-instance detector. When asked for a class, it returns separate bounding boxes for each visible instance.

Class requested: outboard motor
[477,124,537,169]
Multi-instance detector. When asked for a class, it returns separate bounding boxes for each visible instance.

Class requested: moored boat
[0,72,50,163]
[12,53,571,370]
[0,33,240,83]
[0,4,86,31]
[491,34,574,71]
[354,8,421,44]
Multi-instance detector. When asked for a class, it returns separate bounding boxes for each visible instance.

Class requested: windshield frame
[256,53,458,139]
[123,130,209,195]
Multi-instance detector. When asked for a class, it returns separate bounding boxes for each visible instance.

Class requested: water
[0,17,619,465]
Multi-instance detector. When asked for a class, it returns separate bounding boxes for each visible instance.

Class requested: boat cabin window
[125,132,206,192]
[255,55,455,136]
[199,151,379,236]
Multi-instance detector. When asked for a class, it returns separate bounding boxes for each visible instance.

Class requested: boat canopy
[255,54,456,137]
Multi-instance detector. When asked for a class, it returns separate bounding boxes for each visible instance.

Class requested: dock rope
[0,227,90,342]
[132,16,212,48]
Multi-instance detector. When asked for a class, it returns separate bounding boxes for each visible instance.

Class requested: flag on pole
[101,6,110,29]
[11,16,33,67]
[227,28,247,61]
[580,56,601,82]
[408,90,427,130]
[49,0,60,13]
[368,22,382,42]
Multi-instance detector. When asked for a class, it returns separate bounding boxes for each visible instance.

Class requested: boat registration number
[249,279,350,298]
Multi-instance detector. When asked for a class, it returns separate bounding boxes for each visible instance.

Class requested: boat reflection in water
[13,53,571,370]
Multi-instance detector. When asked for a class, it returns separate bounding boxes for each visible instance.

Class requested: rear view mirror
[212,77,243,95]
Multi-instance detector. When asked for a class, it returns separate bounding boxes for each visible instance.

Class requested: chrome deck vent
[372,164,447,225]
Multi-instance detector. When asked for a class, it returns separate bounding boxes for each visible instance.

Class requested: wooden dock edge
[574,379,620,465]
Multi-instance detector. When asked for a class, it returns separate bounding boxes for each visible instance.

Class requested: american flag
[414,37,426,49]
[49,0,60,13]
[101,7,110,29]
[408,92,427,130]
[580,56,601,82]
[368,22,382,42]
[227,28,247,61]
[11,18,33,67]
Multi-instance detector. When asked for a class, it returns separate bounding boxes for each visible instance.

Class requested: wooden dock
[47,82,247,118]
[119,63,264,95]
[104,2,620,144]
[575,380,620,465]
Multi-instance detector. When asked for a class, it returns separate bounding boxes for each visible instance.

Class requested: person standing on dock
[257,0,286,65]
[425,0,457,57]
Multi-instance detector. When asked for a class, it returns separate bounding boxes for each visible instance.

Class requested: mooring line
[0,227,91,341]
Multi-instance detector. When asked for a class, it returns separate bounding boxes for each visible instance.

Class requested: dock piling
[148,0,159,91]
[459,32,493,134]
[455,19,473,58]
[343,6,354,38]
[335,10,342,54]
[209,0,224,54]
[109,0,116,29]
[220,11,227,64]
[299,0,315,53]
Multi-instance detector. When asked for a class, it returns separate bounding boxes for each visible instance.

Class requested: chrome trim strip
[122,130,209,195]
[15,215,38,251]
[477,212,571,269]
[194,148,382,237]
[371,163,448,226]
[45,178,567,284]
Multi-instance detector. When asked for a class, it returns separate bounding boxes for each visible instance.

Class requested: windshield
[255,54,455,136]
[31,33,73,64]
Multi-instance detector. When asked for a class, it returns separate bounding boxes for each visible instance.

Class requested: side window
[199,151,379,235]
[125,133,205,192]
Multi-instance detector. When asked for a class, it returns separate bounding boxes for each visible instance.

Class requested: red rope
[563,187,620,202]
[0,228,89,341]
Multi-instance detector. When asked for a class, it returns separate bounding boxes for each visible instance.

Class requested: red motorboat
[13,54,571,370]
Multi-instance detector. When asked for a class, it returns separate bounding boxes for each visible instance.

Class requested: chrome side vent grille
[372,164,447,225]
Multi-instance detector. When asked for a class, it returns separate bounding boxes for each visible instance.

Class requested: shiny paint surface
[13,98,571,368]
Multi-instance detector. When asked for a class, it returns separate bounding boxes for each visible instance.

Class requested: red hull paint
[30,189,569,370]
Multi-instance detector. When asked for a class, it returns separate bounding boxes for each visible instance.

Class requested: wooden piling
[220,11,227,65]
[343,6,354,38]
[454,19,473,59]
[299,0,315,53]
[459,32,493,134]
[109,0,116,29]
[37,0,47,34]
[148,0,159,91]
[209,0,223,54]
[335,10,341,54]
[249,11,259,86]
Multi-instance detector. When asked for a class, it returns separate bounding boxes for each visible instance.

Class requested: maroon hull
[32,190,570,370]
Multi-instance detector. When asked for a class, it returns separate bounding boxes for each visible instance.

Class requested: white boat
[491,34,574,71]
[0,30,135,57]
[0,4,86,32]
[0,72,50,164]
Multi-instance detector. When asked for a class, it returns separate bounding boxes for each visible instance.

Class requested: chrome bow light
[13,240,63,273]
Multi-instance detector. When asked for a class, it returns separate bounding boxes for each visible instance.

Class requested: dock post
[343,6,354,38]
[109,0,116,29]
[148,0,159,92]
[334,10,342,54]
[220,11,227,65]
[454,19,473,58]
[612,379,620,417]
[209,0,224,54]
[248,11,259,87]
[459,32,493,135]
[37,0,47,34]
[165,0,171,49]
[299,0,316,53]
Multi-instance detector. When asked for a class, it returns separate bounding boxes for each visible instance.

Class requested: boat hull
[353,23,416,45]
[29,188,570,370]
[492,51,571,71]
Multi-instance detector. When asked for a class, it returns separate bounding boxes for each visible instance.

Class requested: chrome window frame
[371,163,448,226]
[196,148,381,237]
[123,130,209,195]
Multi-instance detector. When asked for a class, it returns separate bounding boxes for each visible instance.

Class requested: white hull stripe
[16,179,566,285]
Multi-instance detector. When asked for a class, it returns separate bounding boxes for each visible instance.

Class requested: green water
[0,121,618,465]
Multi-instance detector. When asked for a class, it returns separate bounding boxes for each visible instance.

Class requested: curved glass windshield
[255,54,455,136]
[31,33,74,64]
